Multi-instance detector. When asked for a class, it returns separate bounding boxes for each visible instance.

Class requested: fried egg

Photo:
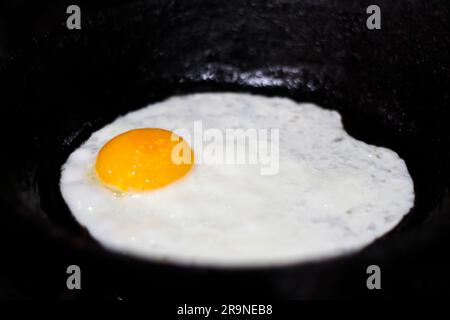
[60,93,414,266]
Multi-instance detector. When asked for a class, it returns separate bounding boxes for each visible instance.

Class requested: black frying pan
[0,0,449,299]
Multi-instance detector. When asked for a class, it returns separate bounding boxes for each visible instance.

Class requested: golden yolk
[95,128,194,192]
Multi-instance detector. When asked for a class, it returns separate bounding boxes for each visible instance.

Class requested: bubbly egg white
[60,93,414,266]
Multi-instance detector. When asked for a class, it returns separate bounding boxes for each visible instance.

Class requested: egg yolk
[95,128,194,192]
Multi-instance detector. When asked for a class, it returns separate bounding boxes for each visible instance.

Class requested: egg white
[60,93,414,266]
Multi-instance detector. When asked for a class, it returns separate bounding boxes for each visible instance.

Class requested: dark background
[0,0,449,300]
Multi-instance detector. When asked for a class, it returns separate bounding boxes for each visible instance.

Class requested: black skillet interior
[0,0,449,299]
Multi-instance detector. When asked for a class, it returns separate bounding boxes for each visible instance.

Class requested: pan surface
[0,0,449,299]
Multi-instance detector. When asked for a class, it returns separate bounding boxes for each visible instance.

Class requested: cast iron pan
[0,0,449,299]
